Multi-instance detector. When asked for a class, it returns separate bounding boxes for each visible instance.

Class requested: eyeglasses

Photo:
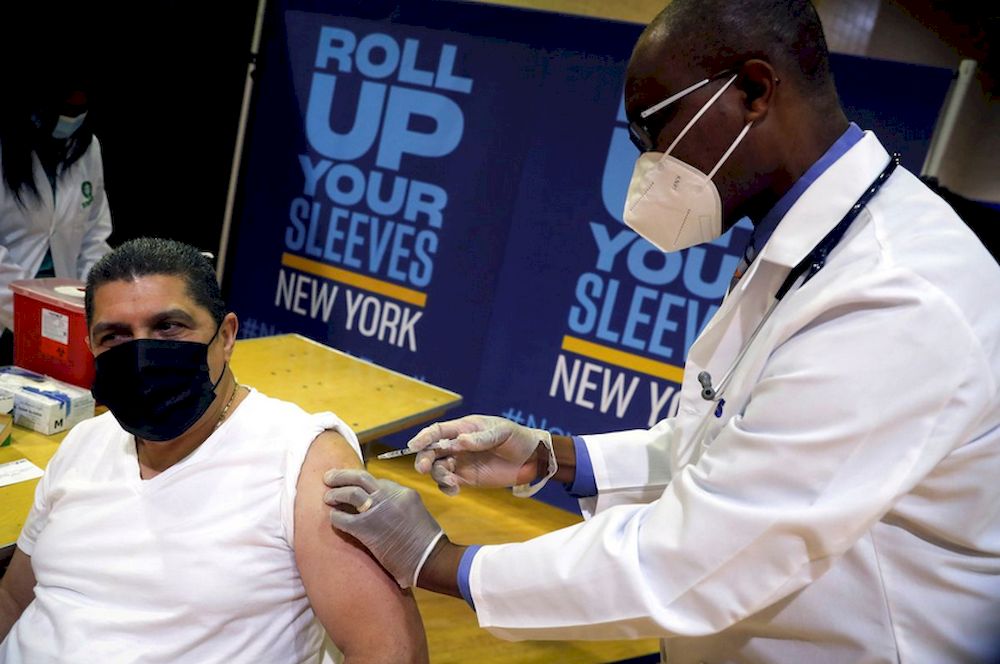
[627,67,738,153]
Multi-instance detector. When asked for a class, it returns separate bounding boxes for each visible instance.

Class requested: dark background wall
[4,0,994,268]
[3,1,257,256]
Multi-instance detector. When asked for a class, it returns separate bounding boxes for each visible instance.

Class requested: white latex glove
[407,414,556,497]
[324,469,444,588]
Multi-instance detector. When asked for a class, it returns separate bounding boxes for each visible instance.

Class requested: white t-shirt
[0,388,361,664]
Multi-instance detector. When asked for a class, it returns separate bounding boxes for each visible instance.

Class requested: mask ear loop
[210,363,229,392]
[706,120,753,180]
[206,318,229,391]
[207,318,225,345]
[665,73,739,156]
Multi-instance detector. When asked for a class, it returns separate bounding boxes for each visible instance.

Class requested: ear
[220,312,239,362]
[735,59,780,124]
[85,332,93,354]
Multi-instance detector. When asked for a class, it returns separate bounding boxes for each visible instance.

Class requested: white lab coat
[469,133,1000,662]
[0,137,113,331]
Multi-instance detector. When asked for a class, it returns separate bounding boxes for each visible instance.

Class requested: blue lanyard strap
[775,153,900,301]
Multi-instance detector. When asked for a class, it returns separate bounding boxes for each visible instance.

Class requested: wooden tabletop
[230,334,462,443]
[370,451,660,663]
[1,334,462,549]
[0,335,658,662]
[0,428,65,551]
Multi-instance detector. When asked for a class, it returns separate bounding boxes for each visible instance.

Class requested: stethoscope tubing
[698,153,901,404]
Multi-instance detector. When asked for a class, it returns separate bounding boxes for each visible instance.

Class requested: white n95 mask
[51,112,87,140]
[623,73,752,252]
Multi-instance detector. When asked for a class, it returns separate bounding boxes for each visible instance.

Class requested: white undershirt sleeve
[279,412,363,548]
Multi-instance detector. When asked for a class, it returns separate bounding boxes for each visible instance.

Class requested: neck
[739,110,850,226]
[782,112,850,190]
[135,371,243,479]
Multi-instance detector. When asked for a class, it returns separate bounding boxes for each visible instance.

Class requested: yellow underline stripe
[561,335,685,383]
[281,253,427,308]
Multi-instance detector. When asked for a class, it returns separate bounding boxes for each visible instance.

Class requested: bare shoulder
[303,429,364,474]
[295,429,363,523]
[292,429,429,661]
[292,427,371,582]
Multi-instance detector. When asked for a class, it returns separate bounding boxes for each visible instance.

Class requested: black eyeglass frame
[627,66,740,153]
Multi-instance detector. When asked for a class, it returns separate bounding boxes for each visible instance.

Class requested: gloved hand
[324,469,444,588]
[407,415,556,497]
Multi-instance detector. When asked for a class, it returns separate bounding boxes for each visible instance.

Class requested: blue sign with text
[226,0,952,511]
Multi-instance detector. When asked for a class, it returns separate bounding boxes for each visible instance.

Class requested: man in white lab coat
[324,0,1000,661]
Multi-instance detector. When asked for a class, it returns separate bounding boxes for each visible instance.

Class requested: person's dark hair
[644,0,839,111]
[0,94,95,207]
[85,238,227,327]
[0,9,96,206]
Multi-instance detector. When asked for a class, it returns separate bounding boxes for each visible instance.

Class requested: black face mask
[91,331,224,442]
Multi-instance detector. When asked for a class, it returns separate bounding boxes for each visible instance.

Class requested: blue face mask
[51,111,87,140]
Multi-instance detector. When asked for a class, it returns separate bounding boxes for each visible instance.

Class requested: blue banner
[226,0,953,511]
[228,8,545,395]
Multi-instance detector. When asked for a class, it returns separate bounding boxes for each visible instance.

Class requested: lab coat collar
[756,132,891,269]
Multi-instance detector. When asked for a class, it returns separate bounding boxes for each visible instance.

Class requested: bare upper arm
[1,547,36,640]
[294,430,428,663]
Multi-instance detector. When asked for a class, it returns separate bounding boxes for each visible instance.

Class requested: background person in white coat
[325,0,1000,661]
[0,58,113,364]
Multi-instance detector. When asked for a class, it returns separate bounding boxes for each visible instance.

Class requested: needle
[375,442,447,460]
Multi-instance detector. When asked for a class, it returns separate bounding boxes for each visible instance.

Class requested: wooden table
[231,334,462,443]
[1,334,462,550]
[0,334,658,663]
[0,428,65,554]
[370,451,661,664]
